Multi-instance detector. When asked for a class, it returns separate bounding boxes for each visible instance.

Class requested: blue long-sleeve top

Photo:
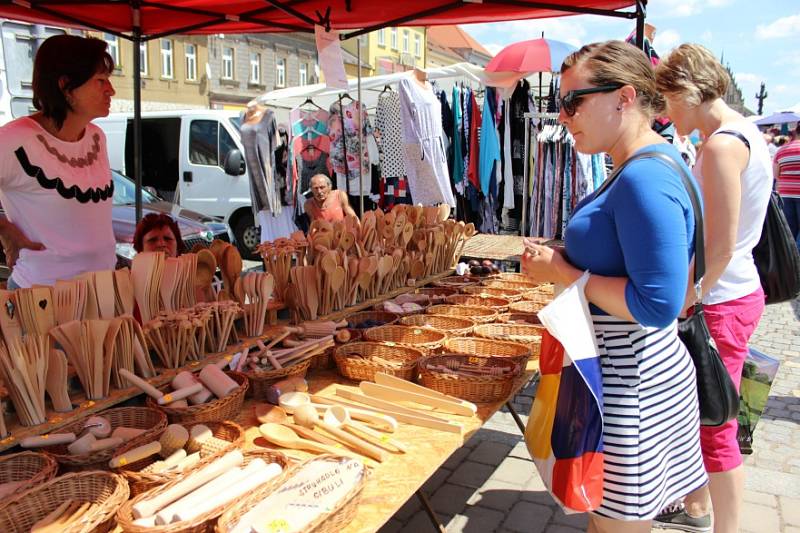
[564,144,700,328]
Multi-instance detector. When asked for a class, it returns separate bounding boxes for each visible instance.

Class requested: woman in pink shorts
[654,44,772,533]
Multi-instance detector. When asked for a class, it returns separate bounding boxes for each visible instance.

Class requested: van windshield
[229,117,241,132]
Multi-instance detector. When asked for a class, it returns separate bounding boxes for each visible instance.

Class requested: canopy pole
[132,5,143,222]
[635,0,646,49]
[357,39,364,216]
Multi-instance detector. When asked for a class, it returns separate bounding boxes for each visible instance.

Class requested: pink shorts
[699,287,765,473]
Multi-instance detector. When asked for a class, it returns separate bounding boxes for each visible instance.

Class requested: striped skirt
[592,315,708,521]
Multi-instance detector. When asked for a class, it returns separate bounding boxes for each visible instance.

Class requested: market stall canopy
[755,111,800,127]
[0,0,638,39]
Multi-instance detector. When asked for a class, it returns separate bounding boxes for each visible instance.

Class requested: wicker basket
[334,342,424,382]
[363,325,446,355]
[488,272,530,282]
[0,471,129,533]
[427,304,498,324]
[482,278,538,290]
[399,314,476,337]
[309,345,336,370]
[445,294,510,311]
[215,455,367,533]
[345,310,399,329]
[443,336,531,364]
[461,285,523,302]
[510,299,549,314]
[115,421,245,496]
[43,407,167,471]
[416,286,459,301]
[242,359,311,400]
[497,312,543,325]
[520,289,554,310]
[146,372,248,425]
[117,450,291,533]
[473,323,545,359]
[432,275,481,288]
[0,451,58,497]
[419,354,522,403]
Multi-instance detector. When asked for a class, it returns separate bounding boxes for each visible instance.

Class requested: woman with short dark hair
[0,34,116,288]
[133,212,186,257]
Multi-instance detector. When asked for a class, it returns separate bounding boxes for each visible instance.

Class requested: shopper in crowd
[133,212,186,258]
[303,173,357,223]
[0,35,116,288]
[774,124,800,248]
[654,43,772,533]
[521,40,706,533]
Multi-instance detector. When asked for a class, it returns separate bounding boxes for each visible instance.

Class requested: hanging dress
[398,77,455,208]
[375,90,411,209]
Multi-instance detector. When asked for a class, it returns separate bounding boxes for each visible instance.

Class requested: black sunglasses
[559,84,624,117]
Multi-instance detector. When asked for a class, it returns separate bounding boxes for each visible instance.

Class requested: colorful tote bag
[524,272,604,513]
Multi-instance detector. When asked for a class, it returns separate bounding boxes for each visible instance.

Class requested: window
[414,34,421,57]
[160,39,173,78]
[402,30,409,53]
[377,29,385,46]
[103,34,120,66]
[299,63,307,86]
[390,28,397,50]
[189,120,239,169]
[276,58,285,87]
[250,52,261,84]
[222,46,234,79]
[139,42,148,75]
[185,43,197,81]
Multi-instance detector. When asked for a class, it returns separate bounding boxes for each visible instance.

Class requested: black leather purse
[649,152,740,427]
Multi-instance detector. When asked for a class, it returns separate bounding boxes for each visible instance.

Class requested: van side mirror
[223,149,246,176]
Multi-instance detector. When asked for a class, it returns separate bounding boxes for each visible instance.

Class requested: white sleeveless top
[694,120,772,305]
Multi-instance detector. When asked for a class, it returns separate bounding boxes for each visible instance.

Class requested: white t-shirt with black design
[0,116,116,287]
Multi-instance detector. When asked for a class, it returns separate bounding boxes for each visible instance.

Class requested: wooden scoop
[258,423,359,459]
[293,404,386,462]
[255,403,288,424]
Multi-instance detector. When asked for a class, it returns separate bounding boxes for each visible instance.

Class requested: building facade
[426,25,493,68]
[207,33,318,109]
[341,27,426,76]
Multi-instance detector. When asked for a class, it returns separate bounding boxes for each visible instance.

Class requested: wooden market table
[231,363,539,533]
[460,234,526,263]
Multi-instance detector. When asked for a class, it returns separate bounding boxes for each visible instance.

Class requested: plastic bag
[524,272,604,513]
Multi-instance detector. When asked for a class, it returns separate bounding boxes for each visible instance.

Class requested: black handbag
[649,152,740,427]
[715,130,800,304]
[753,191,800,304]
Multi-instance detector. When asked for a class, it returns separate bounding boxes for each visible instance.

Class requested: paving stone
[740,501,781,533]
[743,490,777,508]
[501,500,553,533]
[377,518,403,533]
[421,467,452,494]
[392,494,422,521]
[490,457,535,486]
[781,496,800,526]
[468,441,513,465]
[429,483,474,516]
[449,461,495,489]
[551,507,589,529]
[519,472,557,506]
[446,506,506,533]
[398,510,452,533]
[466,479,520,511]
[539,526,584,533]
[508,441,532,460]
[443,447,473,470]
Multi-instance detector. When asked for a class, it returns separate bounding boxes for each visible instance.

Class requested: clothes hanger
[380,84,394,94]
[339,92,354,103]
[300,97,323,111]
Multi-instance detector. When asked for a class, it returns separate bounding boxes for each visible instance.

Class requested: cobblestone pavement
[378,299,800,533]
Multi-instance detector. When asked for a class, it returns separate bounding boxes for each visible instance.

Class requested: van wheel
[232,213,259,261]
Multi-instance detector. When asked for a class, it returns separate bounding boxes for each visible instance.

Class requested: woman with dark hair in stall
[0,35,116,288]
[132,212,186,258]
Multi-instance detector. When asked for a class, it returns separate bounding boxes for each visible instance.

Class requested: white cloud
[700,30,713,43]
[466,19,589,49]
[775,84,789,94]
[485,43,504,56]
[649,0,732,17]
[655,29,681,51]
[756,14,800,39]
[736,73,762,84]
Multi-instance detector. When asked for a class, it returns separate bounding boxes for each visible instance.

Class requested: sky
[464,0,800,116]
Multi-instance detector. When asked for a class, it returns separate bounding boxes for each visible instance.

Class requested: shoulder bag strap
[715,130,751,151]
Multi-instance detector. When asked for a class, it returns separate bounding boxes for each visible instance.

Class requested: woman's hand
[0,219,45,268]
[521,238,579,286]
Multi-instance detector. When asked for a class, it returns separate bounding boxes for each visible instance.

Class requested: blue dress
[564,144,708,520]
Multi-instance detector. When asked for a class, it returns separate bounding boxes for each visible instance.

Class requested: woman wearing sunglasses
[652,44,771,533]
[522,40,706,532]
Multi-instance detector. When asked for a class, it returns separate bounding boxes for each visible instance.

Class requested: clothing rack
[521,111,560,237]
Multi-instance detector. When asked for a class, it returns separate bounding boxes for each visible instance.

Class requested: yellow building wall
[89,33,209,107]
[341,27,426,76]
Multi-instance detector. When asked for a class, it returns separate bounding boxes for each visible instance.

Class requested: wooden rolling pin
[172,371,213,404]
[158,383,205,405]
[110,440,161,468]
[67,433,96,455]
[120,369,164,400]
[111,427,146,443]
[89,437,123,452]
[198,364,239,398]
[21,433,76,448]
[132,449,243,519]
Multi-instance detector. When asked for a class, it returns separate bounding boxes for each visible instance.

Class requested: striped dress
[592,315,707,520]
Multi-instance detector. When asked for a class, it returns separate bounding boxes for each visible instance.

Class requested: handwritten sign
[315,25,348,90]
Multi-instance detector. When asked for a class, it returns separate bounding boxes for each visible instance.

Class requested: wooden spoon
[258,423,359,458]
[255,403,288,424]
[293,404,386,462]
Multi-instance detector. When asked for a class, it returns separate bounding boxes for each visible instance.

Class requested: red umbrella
[486,38,577,73]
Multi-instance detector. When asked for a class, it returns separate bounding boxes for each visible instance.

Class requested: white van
[95,109,260,258]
